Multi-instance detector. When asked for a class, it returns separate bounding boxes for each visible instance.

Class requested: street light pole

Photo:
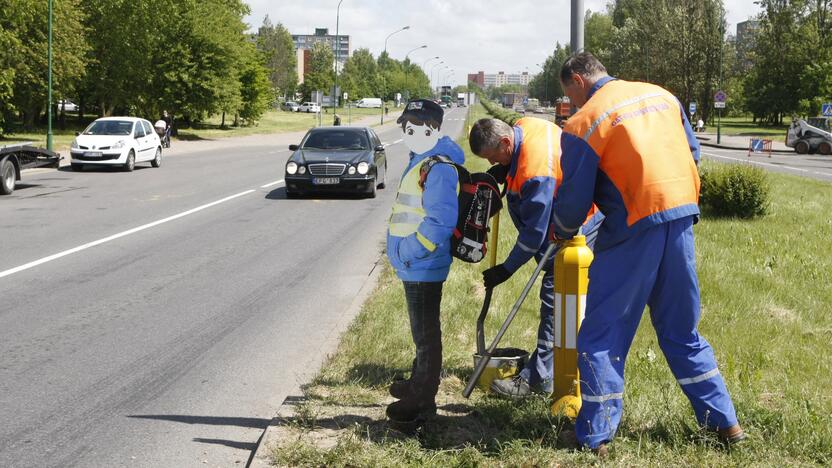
[47,0,53,151]
[403,45,427,100]
[333,0,344,125]
[429,61,444,95]
[384,25,410,54]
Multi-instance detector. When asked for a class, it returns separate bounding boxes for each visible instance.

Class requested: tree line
[0,0,273,135]
[524,0,832,125]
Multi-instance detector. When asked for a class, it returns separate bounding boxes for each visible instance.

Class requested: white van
[356,98,382,108]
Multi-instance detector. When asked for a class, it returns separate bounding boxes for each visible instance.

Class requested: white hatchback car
[299,102,321,113]
[70,117,162,172]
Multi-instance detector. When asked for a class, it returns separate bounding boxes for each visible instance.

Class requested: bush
[699,163,770,218]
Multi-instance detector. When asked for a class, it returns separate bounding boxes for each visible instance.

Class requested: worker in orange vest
[551,52,744,454]
[469,116,602,398]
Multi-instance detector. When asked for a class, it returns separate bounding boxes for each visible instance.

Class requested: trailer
[1,142,61,195]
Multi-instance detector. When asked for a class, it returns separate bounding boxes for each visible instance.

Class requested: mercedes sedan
[284,127,387,198]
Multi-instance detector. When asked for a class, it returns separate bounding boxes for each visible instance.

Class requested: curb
[697,140,794,155]
[247,254,386,468]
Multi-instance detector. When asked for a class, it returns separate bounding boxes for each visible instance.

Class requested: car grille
[308,163,346,176]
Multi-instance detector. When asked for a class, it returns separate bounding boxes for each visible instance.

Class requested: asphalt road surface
[700,145,832,182]
[0,107,468,467]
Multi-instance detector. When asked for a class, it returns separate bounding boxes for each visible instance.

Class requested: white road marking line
[260,179,285,188]
[0,189,256,280]
[700,151,832,176]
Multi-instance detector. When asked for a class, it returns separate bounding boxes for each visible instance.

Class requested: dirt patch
[766,304,798,323]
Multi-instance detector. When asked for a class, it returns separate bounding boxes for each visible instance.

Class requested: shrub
[699,163,770,218]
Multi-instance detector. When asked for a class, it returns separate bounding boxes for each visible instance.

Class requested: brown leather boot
[716,424,746,445]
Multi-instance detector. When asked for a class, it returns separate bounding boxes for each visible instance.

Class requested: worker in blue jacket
[469,116,602,398]
[386,99,465,423]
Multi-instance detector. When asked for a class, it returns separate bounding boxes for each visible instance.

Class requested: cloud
[244,0,761,86]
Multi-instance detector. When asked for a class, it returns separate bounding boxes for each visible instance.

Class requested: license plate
[313,177,339,185]
[84,151,103,157]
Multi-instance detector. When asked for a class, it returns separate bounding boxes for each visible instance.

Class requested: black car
[284,126,388,198]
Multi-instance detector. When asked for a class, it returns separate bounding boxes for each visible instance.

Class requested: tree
[528,43,570,102]
[237,42,274,125]
[2,0,89,129]
[256,17,297,99]
[300,42,334,102]
[340,48,381,100]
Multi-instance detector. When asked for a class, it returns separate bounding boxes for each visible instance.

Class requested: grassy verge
[0,104,395,151]
[270,104,832,466]
[712,116,789,142]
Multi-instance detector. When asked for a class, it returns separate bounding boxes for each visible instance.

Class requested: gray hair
[560,52,608,84]
[469,118,512,155]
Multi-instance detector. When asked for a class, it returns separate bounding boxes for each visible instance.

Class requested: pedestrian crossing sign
[823,103,832,117]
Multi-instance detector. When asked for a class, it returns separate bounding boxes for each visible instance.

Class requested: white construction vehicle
[786,117,832,154]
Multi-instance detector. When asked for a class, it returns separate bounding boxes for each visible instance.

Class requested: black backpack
[418,156,503,263]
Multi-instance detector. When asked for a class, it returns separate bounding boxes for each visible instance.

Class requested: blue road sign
[823,103,832,117]
[689,102,697,115]
[714,90,727,103]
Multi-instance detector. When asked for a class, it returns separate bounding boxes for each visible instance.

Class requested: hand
[483,264,512,289]
[486,164,509,185]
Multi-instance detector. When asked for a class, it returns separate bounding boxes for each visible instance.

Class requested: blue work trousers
[576,216,738,449]
[518,269,555,392]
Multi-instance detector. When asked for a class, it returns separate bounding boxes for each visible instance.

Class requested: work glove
[483,264,512,289]
[486,164,509,185]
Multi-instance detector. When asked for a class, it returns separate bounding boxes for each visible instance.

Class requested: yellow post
[488,212,500,268]
[551,235,593,419]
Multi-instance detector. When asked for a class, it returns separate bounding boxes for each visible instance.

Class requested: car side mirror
[374,145,385,152]
[75,131,80,136]
[289,144,299,151]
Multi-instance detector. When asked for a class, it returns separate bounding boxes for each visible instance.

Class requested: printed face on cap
[403,122,441,155]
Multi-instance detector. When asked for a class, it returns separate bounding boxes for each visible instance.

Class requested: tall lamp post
[384,25,409,54]
[333,0,345,125]
[429,61,444,96]
[47,0,53,151]
[403,45,427,100]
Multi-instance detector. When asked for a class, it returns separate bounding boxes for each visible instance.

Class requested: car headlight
[298,165,306,174]
[357,162,369,175]
[71,139,79,149]
[348,166,356,175]
[286,161,298,175]
[112,140,125,150]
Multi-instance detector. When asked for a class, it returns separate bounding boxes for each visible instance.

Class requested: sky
[243,0,762,87]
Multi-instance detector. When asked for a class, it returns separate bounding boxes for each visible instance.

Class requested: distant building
[468,71,531,89]
[736,20,760,71]
[292,28,351,74]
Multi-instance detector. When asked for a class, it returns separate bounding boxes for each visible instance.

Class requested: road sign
[714,101,726,109]
[823,103,832,117]
[714,90,727,103]
[689,102,697,115]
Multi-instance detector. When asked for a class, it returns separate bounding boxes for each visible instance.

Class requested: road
[0,107,468,467]
[699,145,832,182]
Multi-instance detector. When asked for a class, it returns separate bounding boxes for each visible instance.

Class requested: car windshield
[302,131,368,150]
[83,120,134,136]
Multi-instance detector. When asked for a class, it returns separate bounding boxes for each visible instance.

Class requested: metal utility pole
[333,0,345,125]
[570,0,584,54]
[47,0,53,151]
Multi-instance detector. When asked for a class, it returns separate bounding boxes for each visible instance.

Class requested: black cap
[397,99,444,125]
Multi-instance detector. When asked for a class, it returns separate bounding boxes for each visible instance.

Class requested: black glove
[486,164,509,185]
[483,264,512,289]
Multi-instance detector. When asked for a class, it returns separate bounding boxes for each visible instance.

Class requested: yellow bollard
[551,235,593,419]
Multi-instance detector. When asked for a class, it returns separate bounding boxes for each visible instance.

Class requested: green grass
[713,116,789,142]
[271,105,832,466]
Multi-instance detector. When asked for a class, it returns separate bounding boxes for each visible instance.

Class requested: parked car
[284,126,387,198]
[355,97,382,108]
[299,102,321,113]
[70,117,162,172]
[58,99,78,112]
[282,101,300,112]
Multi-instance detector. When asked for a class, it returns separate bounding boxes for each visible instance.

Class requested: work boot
[385,398,437,423]
[388,379,412,399]
[715,424,747,445]
[489,375,547,399]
